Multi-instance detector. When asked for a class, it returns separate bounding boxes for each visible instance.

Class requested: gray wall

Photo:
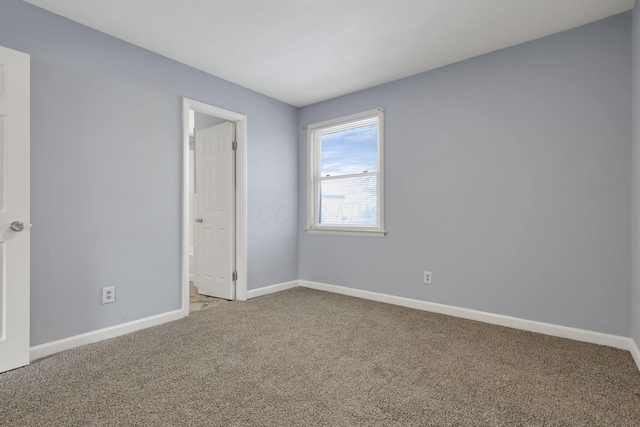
[0,0,298,346]
[633,4,640,345]
[0,0,632,346]
[298,13,632,336]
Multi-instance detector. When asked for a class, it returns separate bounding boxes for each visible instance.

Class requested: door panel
[194,122,235,300]
[0,45,30,373]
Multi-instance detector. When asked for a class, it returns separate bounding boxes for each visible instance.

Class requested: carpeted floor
[2,288,640,426]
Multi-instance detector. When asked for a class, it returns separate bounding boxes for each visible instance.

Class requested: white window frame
[306,108,385,238]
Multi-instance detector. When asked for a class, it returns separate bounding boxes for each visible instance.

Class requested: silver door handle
[195,218,203,223]
[10,221,25,232]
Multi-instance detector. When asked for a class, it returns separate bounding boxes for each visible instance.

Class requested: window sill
[305,228,386,238]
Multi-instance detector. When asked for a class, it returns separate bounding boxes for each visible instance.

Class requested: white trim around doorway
[181,98,248,316]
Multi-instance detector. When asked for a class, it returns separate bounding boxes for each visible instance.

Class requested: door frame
[181,97,248,314]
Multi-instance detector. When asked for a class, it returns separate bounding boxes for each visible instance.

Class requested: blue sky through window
[318,120,378,226]
[320,123,377,176]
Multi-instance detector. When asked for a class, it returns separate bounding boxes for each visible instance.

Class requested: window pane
[321,123,377,176]
[319,175,377,226]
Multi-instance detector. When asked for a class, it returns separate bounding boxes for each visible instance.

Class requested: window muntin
[307,109,385,236]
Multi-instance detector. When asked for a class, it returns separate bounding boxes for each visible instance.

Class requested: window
[306,108,385,237]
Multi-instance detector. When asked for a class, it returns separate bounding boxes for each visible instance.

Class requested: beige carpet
[1,288,640,426]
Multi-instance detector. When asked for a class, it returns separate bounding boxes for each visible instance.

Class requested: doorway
[181,98,248,316]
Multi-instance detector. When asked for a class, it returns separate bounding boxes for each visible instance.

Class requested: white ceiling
[23,0,635,107]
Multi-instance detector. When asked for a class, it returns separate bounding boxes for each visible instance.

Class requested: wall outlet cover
[424,271,432,285]
[102,286,116,304]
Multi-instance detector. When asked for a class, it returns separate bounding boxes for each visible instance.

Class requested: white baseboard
[299,280,632,351]
[28,280,640,373]
[246,280,299,300]
[30,309,186,361]
[630,339,640,372]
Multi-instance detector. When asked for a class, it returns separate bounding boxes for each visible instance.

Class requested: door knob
[195,218,203,223]
[10,221,25,232]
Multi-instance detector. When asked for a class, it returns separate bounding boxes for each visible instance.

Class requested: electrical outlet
[423,271,432,285]
[102,286,116,304]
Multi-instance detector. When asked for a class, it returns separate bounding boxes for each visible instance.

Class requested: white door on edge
[0,45,30,373]
[194,122,235,300]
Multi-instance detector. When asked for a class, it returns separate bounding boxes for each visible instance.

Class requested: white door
[194,122,235,300]
[0,46,30,373]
